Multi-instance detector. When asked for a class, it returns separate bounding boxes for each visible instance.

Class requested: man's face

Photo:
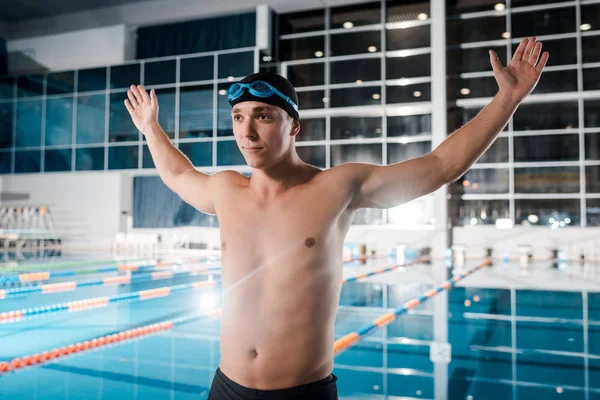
[231,101,299,169]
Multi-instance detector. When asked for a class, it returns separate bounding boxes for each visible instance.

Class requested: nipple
[305,237,316,248]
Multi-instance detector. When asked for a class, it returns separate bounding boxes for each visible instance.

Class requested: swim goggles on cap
[227,80,299,112]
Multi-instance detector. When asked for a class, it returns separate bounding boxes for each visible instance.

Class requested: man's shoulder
[209,170,248,189]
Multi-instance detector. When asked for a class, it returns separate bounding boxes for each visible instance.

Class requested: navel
[305,237,316,248]
[251,348,258,358]
[221,240,227,251]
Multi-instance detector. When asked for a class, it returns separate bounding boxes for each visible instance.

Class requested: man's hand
[124,84,159,134]
[489,36,549,104]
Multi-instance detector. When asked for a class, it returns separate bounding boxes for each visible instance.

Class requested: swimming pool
[1,255,598,399]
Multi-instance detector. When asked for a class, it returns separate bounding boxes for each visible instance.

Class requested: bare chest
[214,181,354,270]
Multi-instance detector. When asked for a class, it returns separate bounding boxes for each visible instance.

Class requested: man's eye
[259,114,271,120]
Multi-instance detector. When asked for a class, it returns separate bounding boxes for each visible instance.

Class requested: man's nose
[240,120,258,139]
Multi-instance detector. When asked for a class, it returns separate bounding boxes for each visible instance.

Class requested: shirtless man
[125,37,548,399]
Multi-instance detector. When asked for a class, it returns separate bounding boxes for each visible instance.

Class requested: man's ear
[290,119,301,137]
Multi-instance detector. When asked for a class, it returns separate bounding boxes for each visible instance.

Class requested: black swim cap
[228,72,300,121]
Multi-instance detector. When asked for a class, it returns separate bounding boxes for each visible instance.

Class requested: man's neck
[248,160,317,200]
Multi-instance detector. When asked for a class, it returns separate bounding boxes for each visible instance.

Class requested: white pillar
[431,0,450,399]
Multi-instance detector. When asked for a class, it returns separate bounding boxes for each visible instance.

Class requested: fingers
[512,37,528,62]
[124,99,135,114]
[529,41,543,66]
[138,85,151,102]
[535,51,550,72]
[130,85,144,104]
[127,90,138,107]
[521,37,536,61]
[150,88,157,104]
[489,50,504,72]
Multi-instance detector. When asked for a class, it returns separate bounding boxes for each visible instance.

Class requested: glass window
[515,199,580,227]
[514,134,579,162]
[78,67,107,93]
[15,150,41,173]
[280,37,326,61]
[16,100,42,148]
[582,35,600,64]
[298,90,326,110]
[76,94,106,145]
[46,71,74,95]
[330,2,380,29]
[109,92,138,142]
[512,38,577,67]
[280,9,325,35]
[217,83,233,137]
[387,83,431,103]
[387,114,431,137]
[44,149,72,172]
[76,147,105,171]
[387,26,430,51]
[387,141,431,164]
[455,200,510,226]
[511,0,571,6]
[586,166,600,193]
[110,63,141,89]
[297,118,325,142]
[330,58,381,84]
[217,140,245,166]
[154,88,176,139]
[587,199,600,227]
[179,141,213,167]
[329,31,381,56]
[0,151,12,173]
[17,75,44,98]
[352,208,384,224]
[457,168,509,194]
[331,117,382,140]
[448,76,498,99]
[142,145,155,169]
[387,0,429,22]
[515,167,580,193]
[331,143,382,166]
[218,51,254,79]
[512,8,576,38]
[583,68,600,91]
[582,4,600,28]
[297,145,326,168]
[477,137,509,164]
[585,133,600,160]
[0,103,13,149]
[0,77,15,100]
[330,86,382,108]
[179,85,213,139]
[180,56,214,83]
[386,54,431,79]
[584,100,600,128]
[531,69,577,94]
[45,97,73,146]
[108,145,139,170]
[447,45,505,75]
[513,102,579,131]
[287,63,325,87]
[447,0,501,14]
[447,15,507,45]
[144,60,176,86]
[330,31,381,57]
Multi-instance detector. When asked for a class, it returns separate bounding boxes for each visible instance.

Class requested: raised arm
[125,85,215,214]
[349,37,549,210]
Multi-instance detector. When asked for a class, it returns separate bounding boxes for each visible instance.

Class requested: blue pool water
[1,256,599,399]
